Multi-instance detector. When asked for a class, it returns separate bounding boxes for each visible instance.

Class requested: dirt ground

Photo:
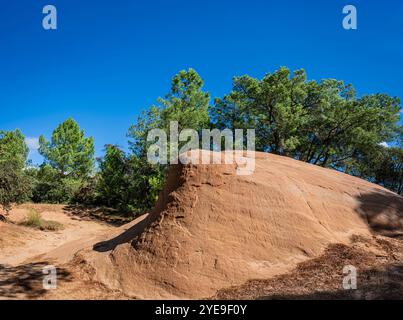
[0,204,122,299]
[0,204,114,266]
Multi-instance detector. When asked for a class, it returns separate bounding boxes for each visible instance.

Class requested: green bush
[96,145,165,215]
[71,175,99,205]
[0,130,31,213]
[0,161,32,213]
[29,118,96,205]
[31,164,83,204]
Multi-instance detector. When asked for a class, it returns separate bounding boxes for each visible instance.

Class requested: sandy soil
[0,151,402,300]
[0,205,145,299]
[0,204,114,266]
[0,203,118,300]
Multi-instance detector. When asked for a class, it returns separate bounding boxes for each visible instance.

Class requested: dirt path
[0,204,115,266]
[0,204,135,300]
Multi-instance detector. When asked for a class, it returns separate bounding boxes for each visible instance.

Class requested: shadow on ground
[355,190,403,238]
[213,237,403,300]
[63,205,133,227]
[257,263,403,300]
[93,215,150,252]
[0,262,72,299]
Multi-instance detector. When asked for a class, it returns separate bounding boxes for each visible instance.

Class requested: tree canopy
[128,68,210,158]
[39,118,95,178]
[0,129,28,168]
[1,67,401,218]
[211,67,401,177]
[0,130,31,213]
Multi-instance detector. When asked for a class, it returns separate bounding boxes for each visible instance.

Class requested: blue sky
[1,0,402,164]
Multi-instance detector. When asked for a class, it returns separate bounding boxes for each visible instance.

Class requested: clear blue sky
[1,0,402,164]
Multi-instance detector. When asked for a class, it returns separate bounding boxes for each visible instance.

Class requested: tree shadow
[93,214,150,252]
[257,263,403,300]
[213,237,403,300]
[63,205,132,227]
[0,262,72,299]
[355,190,403,238]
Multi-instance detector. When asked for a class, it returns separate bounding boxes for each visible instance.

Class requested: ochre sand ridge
[54,151,403,299]
[1,151,402,299]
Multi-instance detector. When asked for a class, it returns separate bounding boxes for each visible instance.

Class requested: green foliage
[128,106,162,158]
[160,68,210,131]
[97,145,164,214]
[0,129,28,168]
[71,175,99,205]
[0,130,31,213]
[0,161,32,212]
[376,147,403,195]
[124,69,211,214]
[212,68,309,153]
[2,67,401,218]
[128,68,211,157]
[211,67,401,174]
[34,118,95,204]
[125,156,165,213]
[30,164,82,204]
[97,145,127,208]
[358,141,403,195]
[148,169,165,204]
[39,118,95,178]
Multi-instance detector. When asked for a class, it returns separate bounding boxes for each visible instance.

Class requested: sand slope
[63,151,402,299]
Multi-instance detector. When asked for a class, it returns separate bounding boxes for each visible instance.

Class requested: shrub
[31,164,82,204]
[97,146,165,215]
[0,160,32,213]
[39,220,64,231]
[71,175,99,205]
[22,209,64,231]
[24,209,42,227]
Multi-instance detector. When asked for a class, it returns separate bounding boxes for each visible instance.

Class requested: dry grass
[21,209,64,231]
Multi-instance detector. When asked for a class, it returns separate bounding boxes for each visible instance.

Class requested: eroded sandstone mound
[66,151,402,299]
